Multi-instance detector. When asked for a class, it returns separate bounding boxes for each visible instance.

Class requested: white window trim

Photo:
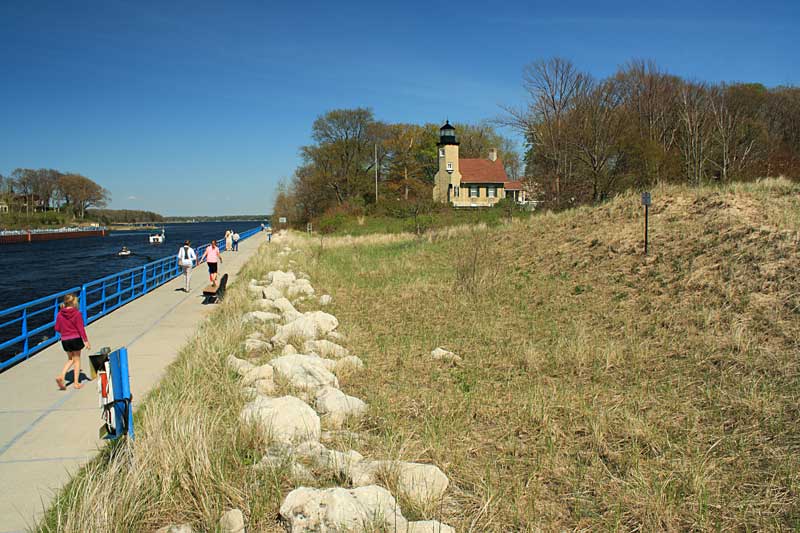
[454,186,459,197]
[446,161,453,171]
[487,186,496,198]
[469,185,479,198]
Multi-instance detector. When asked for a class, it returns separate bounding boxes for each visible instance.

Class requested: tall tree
[58,173,109,218]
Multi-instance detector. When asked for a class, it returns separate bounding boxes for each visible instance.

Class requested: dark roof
[440,120,455,131]
[459,158,509,184]
[505,180,523,190]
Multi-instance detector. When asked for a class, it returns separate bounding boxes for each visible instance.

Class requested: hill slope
[306,178,799,531]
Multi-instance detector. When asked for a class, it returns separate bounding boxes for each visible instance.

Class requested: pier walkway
[0,233,265,533]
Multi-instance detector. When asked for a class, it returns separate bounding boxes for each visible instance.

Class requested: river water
[0,221,263,365]
[0,221,263,310]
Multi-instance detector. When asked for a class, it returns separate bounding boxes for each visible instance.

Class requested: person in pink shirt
[53,293,91,390]
[200,239,223,286]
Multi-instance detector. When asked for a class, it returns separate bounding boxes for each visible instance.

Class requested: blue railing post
[80,286,88,323]
[21,308,28,359]
[2,226,261,371]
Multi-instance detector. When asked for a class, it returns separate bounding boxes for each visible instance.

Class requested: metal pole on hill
[642,191,651,254]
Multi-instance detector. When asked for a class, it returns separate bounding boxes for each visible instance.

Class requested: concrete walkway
[0,233,266,533]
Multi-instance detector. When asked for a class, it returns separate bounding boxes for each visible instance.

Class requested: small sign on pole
[641,192,651,254]
[306,222,312,234]
[278,217,287,224]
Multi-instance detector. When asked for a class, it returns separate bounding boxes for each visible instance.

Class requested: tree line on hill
[0,168,109,218]
[86,209,164,224]
[504,57,800,207]
[272,108,520,225]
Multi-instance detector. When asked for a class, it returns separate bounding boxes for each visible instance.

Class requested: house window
[487,186,496,198]
[454,186,459,197]
[446,161,453,171]
[439,148,445,158]
[469,185,479,198]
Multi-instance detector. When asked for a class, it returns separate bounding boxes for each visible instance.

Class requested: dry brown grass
[287,178,800,531]
[38,179,800,532]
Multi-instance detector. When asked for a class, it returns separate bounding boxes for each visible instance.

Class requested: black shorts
[62,338,85,352]
[208,262,218,274]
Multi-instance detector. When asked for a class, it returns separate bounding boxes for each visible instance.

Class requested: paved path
[0,234,266,533]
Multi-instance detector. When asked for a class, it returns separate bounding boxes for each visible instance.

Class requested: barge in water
[0,226,107,244]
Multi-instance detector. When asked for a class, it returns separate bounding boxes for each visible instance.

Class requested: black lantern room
[438,120,458,146]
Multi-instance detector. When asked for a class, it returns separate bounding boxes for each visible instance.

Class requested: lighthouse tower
[433,121,461,203]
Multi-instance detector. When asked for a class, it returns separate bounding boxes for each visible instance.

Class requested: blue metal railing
[0,226,264,371]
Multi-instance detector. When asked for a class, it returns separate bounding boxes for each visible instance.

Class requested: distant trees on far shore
[0,168,109,218]
[86,209,164,224]
[503,57,800,207]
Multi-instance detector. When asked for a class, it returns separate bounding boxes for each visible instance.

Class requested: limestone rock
[327,331,346,342]
[350,461,449,506]
[252,378,276,395]
[227,355,254,377]
[279,485,407,533]
[271,312,338,347]
[269,354,339,391]
[155,525,193,533]
[240,395,320,444]
[303,339,349,359]
[315,386,367,428]
[270,297,302,323]
[394,462,450,506]
[319,294,332,306]
[281,344,298,356]
[261,285,283,301]
[219,509,245,533]
[334,356,364,374]
[294,441,364,479]
[243,311,281,325]
[268,270,297,288]
[431,348,462,364]
[407,521,456,533]
[286,278,315,299]
[241,364,274,386]
[244,337,271,355]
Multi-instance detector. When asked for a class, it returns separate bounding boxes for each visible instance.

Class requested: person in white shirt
[177,240,197,292]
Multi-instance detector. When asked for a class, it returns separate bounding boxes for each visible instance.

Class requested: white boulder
[241,364,274,386]
[270,311,338,347]
[281,344,298,356]
[243,337,271,354]
[303,339,350,359]
[269,354,339,391]
[334,356,364,374]
[350,461,449,507]
[227,355,254,376]
[240,395,320,444]
[279,485,407,533]
[407,521,456,533]
[243,311,281,325]
[431,348,463,364]
[219,509,245,533]
[155,526,193,533]
[319,294,332,306]
[315,386,367,428]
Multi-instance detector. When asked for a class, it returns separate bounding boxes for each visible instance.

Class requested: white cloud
[127,195,138,200]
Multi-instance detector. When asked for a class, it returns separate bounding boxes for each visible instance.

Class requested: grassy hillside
[38,178,799,531]
[301,178,799,530]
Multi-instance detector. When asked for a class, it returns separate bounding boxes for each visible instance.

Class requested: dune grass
[287,178,800,531]
[36,178,799,532]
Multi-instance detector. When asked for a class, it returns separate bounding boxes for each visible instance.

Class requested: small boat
[148,228,165,244]
[117,246,131,256]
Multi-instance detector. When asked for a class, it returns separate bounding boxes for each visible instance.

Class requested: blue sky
[1,0,797,216]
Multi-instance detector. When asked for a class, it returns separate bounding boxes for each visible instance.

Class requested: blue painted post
[108,347,134,440]
[80,286,88,323]
[21,307,28,358]
[142,265,147,293]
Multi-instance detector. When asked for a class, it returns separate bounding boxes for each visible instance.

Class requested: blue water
[0,221,262,311]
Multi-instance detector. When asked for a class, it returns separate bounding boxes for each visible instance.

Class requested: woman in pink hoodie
[54,293,91,390]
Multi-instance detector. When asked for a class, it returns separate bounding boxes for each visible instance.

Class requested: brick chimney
[488,148,497,162]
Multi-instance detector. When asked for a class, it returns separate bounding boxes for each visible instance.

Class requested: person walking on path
[201,239,222,286]
[177,240,197,292]
[54,294,91,390]
[267,226,272,243]
[232,231,240,251]
[225,230,233,252]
